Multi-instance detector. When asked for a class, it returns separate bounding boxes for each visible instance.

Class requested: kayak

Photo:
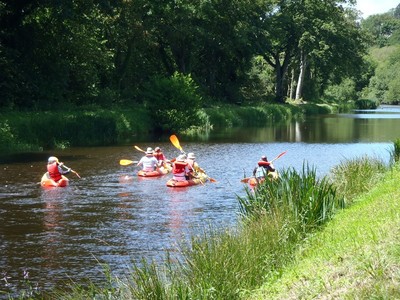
[247,171,279,188]
[166,172,208,188]
[137,167,170,177]
[41,173,69,187]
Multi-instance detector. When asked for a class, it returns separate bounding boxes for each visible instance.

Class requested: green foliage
[392,138,400,162]
[361,12,400,47]
[366,45,400,104]
[238,164,344,230]
[330,156,387,202]
[0,108,152,153]
[142,72,203,133]
[354,99,378,109]
[205,104,301,128]
[322,78,358,103]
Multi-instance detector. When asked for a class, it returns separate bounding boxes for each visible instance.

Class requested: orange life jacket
[47,162,62,182]
[258,160,270,167]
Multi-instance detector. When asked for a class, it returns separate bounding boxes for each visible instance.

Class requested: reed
[238,164,344,230]
[392,138,400,162]
[0,108,152,153]
[329,155,387,202]
[205,104,302,128]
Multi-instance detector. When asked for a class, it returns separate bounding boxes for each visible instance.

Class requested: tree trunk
[295,50,307,100]
[289,69,296,100]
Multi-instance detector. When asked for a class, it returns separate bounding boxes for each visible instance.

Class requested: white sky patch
[356,0,399,18]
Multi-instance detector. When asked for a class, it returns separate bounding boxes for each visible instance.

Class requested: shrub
[141,72,202,133]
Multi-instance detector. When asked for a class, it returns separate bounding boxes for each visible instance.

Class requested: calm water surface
[1,105,400,296]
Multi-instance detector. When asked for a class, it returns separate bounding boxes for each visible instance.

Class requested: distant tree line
[0,0,399,111]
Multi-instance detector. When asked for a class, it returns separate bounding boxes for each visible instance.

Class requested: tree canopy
[0,0,394,110]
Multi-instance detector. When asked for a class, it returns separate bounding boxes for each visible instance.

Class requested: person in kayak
[154,147,169,166]
[137,147,160,171]
[186,152,205,178]
[47,156,71,182]
[253,155,275,179]
[172,155,190,181]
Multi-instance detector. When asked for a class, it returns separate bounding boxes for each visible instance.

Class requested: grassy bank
[0,103,322,154]
[251,163,400,299]
[0,108,152,153]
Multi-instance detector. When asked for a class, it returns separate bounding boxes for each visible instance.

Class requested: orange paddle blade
[169,135,183,152]
[271,151,287,163]
[240,177,252,183]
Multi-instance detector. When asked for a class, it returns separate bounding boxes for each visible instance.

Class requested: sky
[355,0,399,18]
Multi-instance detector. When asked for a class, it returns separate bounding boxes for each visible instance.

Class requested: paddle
[169,134,217,183]
[240,151,287,183]
[134,145,146,153]
[61,164,81,179]
[169,135,185,153]
[120,159,139,166]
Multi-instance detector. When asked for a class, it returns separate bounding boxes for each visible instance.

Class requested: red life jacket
[258,160,270,167]
[173,161,188,174]
[47,162,62,182]
[154,152,164,161]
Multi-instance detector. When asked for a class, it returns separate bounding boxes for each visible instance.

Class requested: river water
[1,105,400,296]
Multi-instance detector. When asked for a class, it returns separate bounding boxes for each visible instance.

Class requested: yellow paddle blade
[120,159,137,166]
[134,145,146,153]
[169,135,183,152]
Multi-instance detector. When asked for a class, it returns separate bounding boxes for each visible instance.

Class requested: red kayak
[244,171,279,188]
[41,173,69,187]
[166,173,208,188]
[137,167,170,177]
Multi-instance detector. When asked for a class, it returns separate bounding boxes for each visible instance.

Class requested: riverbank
[0,103,334,154]
[249,163,400,299]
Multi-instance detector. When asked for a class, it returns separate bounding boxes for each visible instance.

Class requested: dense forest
[1,0,400,111]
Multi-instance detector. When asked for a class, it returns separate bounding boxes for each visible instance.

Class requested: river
[1,105,399,297]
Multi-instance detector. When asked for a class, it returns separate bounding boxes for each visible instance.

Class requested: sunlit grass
[250,162,400,299]
[329,155,388,202]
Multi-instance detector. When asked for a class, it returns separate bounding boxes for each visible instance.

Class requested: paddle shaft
[61,164,81,178]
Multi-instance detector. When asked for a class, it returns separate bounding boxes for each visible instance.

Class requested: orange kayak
[137,167,169,177]
[246,171,279,188]
[41,173,69,187]
[166,172,208,188]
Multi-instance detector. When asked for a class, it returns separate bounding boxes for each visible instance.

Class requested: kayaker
[137,147,160,171]
[154,147,169,166]
[47,156,71,182]
[186,152,205,178]
[172,155,190,181]
[253,155,275,179]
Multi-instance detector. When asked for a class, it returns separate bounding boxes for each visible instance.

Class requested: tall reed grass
[392,138,400,162]
[0,108,152,153]
[238,164,344,231]
[329,155,387,202]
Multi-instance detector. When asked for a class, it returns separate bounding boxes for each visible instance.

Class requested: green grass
[0,108,152,153]
[249,163,400,299]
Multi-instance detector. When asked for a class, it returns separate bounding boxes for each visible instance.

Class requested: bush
[354,99,378,109]
[141,72,203,133]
